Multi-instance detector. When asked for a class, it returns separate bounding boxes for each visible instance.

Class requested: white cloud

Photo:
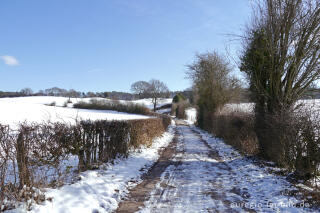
[1,55,19,66]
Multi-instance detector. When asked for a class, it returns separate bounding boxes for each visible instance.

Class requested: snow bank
[185,107,197,124]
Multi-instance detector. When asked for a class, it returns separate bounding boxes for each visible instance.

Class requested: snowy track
[139,125,223,212]
[121,123,316,213]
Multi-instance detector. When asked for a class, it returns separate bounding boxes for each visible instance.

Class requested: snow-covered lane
[140,125,220,212]
[139,125,315,213]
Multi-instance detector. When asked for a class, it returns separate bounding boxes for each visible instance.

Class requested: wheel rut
[115,128,180,213]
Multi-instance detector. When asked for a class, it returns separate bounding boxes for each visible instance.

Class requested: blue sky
[0,0,250,92]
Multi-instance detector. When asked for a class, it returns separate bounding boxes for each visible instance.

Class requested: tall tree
[242,0,320,113]
[20,88,33,96]
[187,51,240,128]
[240,0,320,159]
[130,81,150,99]
[148,79,169,112]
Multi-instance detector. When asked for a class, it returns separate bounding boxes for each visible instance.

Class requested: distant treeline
[301,88,320,99]
[0,87,137,100]
[0,87,196,101]
[1,86,317,101]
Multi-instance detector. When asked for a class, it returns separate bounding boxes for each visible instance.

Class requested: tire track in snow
[115,128,180,213]
[137,125,232,212]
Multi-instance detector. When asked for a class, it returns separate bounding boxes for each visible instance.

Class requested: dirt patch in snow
[191,129,224,162]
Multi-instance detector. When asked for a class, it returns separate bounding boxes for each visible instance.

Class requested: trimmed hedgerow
[209,111,259,156]
[73,99,151,115]
[0,115,171,211]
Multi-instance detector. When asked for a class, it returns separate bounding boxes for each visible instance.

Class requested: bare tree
[148,79,169,112]
[67,89,80,100]
[240,0,320,161]
[20,88,33,96]
[242,0,320,113]
[131,81,150,99]
[38,90,44,96]
[187,51,240,128]
[44,87,67,96]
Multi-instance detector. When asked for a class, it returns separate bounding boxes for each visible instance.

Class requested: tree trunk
[153,97,157,112]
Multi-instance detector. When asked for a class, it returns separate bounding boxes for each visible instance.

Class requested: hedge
[0,115,171,211]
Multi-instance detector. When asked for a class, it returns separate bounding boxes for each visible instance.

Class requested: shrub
[171,100,191,119]
[129,118,166,147]
[73,99,151,115]
[260,107,320,179]
[63,101,68,107]
[294,113,320,179]
[213,103,320,179]
[186,51,241,129]
[172,93,186,103]
[0,125,15,210]
[209,111,259,155]
[155,103,172,110]
[46,101,56,106]
[171,93,191,119]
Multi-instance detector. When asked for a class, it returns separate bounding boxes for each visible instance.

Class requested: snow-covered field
[129,98,172,110]
[0,96,172,128]
[225,99,320,114]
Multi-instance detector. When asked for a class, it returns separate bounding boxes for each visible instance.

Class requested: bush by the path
[171,93,191,119]
[171,100,191,119]
[204,106,320,180]
[155,103,172,111]
[172,93,186,103]
[209,111,259,156]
